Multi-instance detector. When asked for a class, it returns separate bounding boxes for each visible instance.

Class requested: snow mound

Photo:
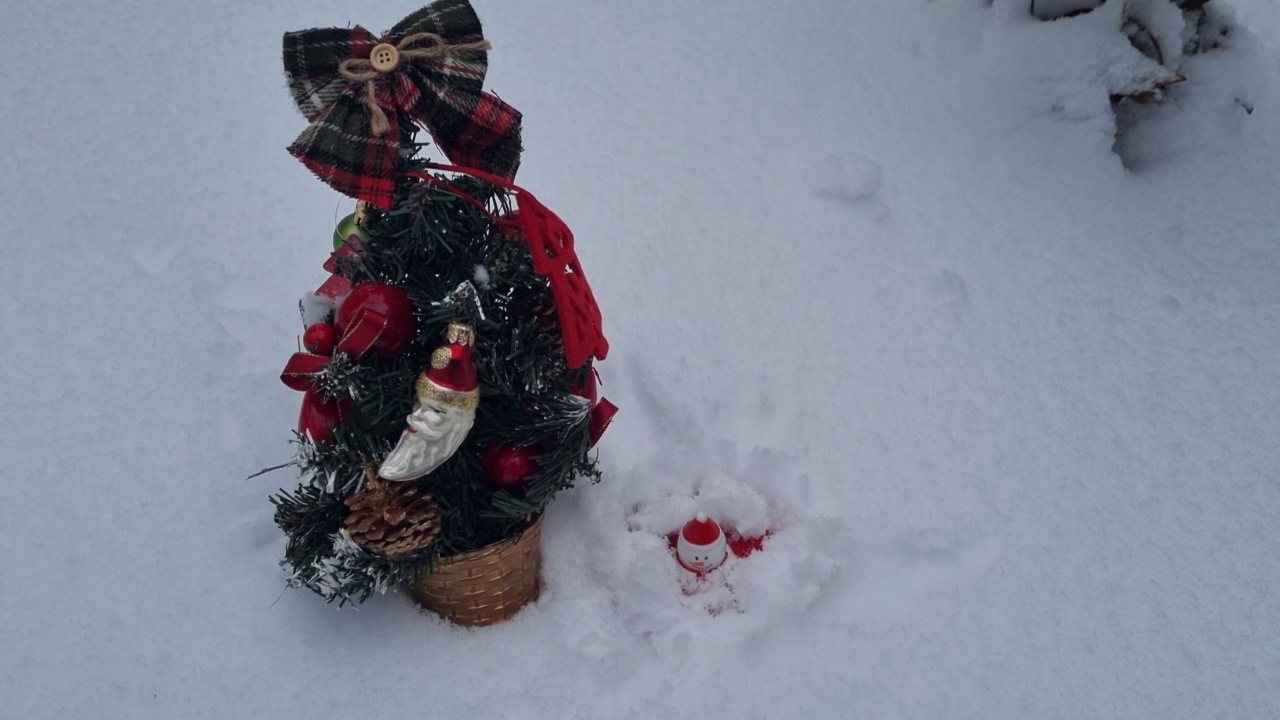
[532,380,842,654]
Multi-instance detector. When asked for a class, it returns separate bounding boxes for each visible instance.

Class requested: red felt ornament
[335,282,415,358]
[315,274,352,301]
[573,369,617,447]
[508,186,607,369]
[405,165,609,369]
[316,239,363,300]
[303,323,337,355]
[482,444,540,489]
[588,399,618,446]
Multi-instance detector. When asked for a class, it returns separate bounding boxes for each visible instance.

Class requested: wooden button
[370,43,400,73]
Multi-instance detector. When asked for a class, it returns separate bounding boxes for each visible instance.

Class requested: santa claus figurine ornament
[676,513,729,575]
[379,322,479,482]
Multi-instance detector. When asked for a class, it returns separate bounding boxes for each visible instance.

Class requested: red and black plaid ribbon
[283,0,522,207]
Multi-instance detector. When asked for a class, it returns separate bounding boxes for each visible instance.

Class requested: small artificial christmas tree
[270,0,616,614]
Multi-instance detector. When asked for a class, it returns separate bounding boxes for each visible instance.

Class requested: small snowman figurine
[676,513,728,575]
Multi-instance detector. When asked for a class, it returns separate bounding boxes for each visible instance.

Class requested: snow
[300,292,338,327]
[809,152,885,205]
[4,0,1280,717]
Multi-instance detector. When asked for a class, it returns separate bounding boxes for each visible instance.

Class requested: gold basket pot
[410,514,543,627]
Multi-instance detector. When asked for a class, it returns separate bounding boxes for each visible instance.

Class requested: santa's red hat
[415,322,479,410]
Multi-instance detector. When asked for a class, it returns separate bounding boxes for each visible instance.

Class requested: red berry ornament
[482,444,540,489]
[303,323,337,356]
[335,282,415,358]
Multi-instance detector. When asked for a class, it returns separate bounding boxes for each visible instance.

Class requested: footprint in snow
[929,268,972,317]
[809,151,890,221]
[192,274,278,313]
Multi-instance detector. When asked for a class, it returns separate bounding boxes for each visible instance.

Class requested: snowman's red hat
[681,513,723,546]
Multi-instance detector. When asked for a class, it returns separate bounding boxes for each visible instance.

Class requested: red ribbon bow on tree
[279,310,390,444]
[283,0,522,208]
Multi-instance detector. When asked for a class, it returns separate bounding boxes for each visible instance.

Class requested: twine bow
[283,0,522,208]
[336,32,492,137]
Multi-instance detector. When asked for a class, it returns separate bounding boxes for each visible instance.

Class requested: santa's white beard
[378,401,475,482]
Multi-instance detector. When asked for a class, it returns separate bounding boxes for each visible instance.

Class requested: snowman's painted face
[678,537,728,572]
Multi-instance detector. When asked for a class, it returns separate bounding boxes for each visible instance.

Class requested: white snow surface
[3,1,1280,717]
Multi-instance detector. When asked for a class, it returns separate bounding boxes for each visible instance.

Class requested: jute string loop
[338,32,492,135]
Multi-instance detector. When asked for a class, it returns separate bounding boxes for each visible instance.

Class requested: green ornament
[333,212,370,250]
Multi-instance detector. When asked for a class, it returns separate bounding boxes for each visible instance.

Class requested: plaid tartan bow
[283,0,523,208]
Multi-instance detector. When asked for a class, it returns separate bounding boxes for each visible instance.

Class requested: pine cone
[343,471,441,558]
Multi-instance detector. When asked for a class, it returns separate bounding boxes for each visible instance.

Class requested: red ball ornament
[482,444,540,489]
[297,390,349,444]
[303,323,337,356]
[335,282,415,358]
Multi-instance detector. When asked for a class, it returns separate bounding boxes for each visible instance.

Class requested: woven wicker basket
[410,515,543,627]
